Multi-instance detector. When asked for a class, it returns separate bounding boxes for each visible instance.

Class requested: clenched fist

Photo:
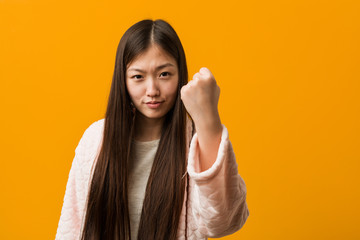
[181,67,221,128]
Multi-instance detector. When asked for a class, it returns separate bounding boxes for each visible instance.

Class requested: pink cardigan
[55,118,249,239]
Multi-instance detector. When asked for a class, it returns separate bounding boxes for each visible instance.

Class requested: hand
[180,67,221,128]
[181,67,222,171]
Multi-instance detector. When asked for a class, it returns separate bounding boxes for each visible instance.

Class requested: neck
[134,113,164,142]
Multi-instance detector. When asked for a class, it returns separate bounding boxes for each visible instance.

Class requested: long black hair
[80,19,189,240]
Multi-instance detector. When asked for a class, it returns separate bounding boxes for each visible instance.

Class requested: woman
[55,19,249,240]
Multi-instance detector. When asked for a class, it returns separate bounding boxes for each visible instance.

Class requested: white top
[128,139,160,240]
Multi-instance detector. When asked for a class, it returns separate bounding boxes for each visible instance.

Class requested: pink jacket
[55,118,249,239]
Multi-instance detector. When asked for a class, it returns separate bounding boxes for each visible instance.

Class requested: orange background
[1,0,359,239]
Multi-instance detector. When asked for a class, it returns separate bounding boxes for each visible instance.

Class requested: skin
[126,44,179,141]
[126,44,222,172]
[181,67,222,172]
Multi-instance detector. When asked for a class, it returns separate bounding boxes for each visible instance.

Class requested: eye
[159,72,171,78]
[132,74,143,80]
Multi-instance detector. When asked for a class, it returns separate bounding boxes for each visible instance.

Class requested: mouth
[145,101,164,109]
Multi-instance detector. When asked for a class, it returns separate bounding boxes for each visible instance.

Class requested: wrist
[194,113,222,137]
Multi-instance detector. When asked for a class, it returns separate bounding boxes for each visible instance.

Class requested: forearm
[181,67,223,171]
[194,113,223,172]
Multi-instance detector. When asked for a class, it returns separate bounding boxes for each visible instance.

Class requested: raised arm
[180,67,222,172]
[181,68,249,237]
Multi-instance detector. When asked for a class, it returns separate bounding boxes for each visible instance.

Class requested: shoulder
[75,118,105,156]
[82,118,105,140]
[71,119,105,187]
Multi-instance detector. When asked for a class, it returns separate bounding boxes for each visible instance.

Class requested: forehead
[127,44,177,71]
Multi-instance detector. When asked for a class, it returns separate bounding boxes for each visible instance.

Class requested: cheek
[162,82,178,101]
[126,82,143,101]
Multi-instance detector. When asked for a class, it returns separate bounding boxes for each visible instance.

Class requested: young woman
[55,19,249,240]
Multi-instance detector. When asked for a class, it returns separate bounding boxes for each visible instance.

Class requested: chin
[138,110,167,120]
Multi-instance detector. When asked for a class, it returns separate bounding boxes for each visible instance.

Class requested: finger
[192,72,200,81]
[199,67,211,76]
[185,79,194,87]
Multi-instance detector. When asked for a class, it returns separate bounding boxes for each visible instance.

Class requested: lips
[145,101,164,109]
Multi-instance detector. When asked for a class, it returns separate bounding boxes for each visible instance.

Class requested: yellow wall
[1,0,359,239]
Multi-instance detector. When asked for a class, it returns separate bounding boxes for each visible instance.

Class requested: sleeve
[187,125,249,238]
[55,129,91,240]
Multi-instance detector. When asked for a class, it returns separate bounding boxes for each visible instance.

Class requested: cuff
[187,124,229,182]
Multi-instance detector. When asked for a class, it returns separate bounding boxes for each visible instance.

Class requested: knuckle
[193,73,200,80]
[200,67,212,77]
[200,67,208,73]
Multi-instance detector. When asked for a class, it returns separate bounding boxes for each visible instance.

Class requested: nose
[146,77,160,97]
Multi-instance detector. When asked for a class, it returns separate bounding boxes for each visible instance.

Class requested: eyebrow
[127,63,175,73]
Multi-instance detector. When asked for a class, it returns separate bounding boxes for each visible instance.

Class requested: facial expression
[126,44,179,122]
